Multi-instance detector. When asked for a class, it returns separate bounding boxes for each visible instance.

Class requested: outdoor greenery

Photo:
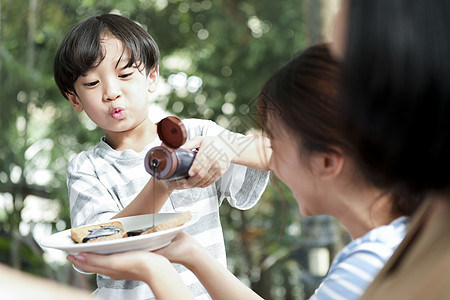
[0,0,347,299]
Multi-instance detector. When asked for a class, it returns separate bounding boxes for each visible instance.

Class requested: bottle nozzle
[151,158,159,168]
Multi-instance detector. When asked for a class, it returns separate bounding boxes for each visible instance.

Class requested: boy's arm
[114,134,271,212]
[229,135,272,170]
[183,134,271,171]
[68,158,173,224]
[113,177,173,219]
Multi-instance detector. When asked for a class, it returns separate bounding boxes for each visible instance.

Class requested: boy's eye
[119,72,133,79]
[84,80,99,87]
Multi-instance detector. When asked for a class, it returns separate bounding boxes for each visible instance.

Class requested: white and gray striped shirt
[310,216,409,300]
[67,118,270,300]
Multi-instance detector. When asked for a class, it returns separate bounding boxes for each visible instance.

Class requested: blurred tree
[0,0,345,299]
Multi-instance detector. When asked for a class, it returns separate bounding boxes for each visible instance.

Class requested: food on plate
[70,212,193,244]
[152,211,192,232]
[126,211,192,236]
[71,221,125,244]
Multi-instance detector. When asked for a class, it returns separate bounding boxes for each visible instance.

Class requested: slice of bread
[140,211,192,235]
[71,212,192,243]
[70,221,124,244]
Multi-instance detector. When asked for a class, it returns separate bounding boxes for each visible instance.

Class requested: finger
[188,159,216,186]
[183,173,204,187]
[198,171,221,188]
[196,158,224,182]
[67,254,102,274]
[69,253,125,279]
[181,137,202,150]
[73,253,116,270]
[188,152,212,177]
[166,178,189,190]
[168,177,208,190]
[194,167,219,187]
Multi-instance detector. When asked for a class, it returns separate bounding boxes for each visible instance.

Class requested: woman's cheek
[269,156,283,179]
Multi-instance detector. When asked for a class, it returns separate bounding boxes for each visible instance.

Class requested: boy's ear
[310,148,345,180]
[148,66,159,93]
[66,92,84,113]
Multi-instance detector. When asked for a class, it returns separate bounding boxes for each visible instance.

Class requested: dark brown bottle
[144,116,197,180]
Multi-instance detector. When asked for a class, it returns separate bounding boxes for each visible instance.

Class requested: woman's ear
[66,92,84,113]
[310,148,345,180]
[148,66,159,93]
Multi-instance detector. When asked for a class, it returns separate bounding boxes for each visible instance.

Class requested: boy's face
[66,35,157,135]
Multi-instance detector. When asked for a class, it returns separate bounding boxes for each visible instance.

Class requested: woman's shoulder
[362,216,409,246]
[317,219,409,300]
[339,217,409,262]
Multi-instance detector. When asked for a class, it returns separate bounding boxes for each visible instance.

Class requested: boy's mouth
[111,107,125,120]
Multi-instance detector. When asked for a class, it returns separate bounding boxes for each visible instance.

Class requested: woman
[68,44,421,299]
[331,0,450,298]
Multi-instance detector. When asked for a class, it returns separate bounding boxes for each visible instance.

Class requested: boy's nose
[103,80,122,101]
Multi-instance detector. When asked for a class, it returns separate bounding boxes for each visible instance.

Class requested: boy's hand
[162,136,236,189]
[157,134,270,190]
[184,136,236,187]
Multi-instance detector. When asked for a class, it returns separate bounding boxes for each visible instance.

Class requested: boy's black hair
[54,14,159,99]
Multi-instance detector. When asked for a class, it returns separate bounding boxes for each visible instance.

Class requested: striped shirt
[67,118,269,300]
[310,216,409,300]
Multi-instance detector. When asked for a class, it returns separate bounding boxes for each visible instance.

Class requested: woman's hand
[67,250,194,299]
[156,232,263,300]
[67,251,166,282]
[154,231,203,269]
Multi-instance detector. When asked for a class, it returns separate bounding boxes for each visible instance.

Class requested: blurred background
[0,0,350,299]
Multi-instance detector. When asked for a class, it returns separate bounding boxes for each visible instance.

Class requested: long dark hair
[54,14,159,99]
[342,0,450,193]
[258,43,423,216]
[258,44,354,156]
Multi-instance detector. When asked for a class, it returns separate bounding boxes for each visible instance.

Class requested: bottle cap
[144,146,177,179]
[156,116,187,149]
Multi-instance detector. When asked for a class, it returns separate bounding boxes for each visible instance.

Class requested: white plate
[40,213,197,255]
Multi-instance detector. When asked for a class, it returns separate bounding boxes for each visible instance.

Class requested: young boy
[54,14,270,299]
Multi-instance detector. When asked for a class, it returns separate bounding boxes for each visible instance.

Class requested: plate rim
[39,212,197,252]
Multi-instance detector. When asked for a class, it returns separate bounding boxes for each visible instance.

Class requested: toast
[124,212,193,237]
[70,221,125,244]
[140,211,192,235]
[71,212,192,243]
